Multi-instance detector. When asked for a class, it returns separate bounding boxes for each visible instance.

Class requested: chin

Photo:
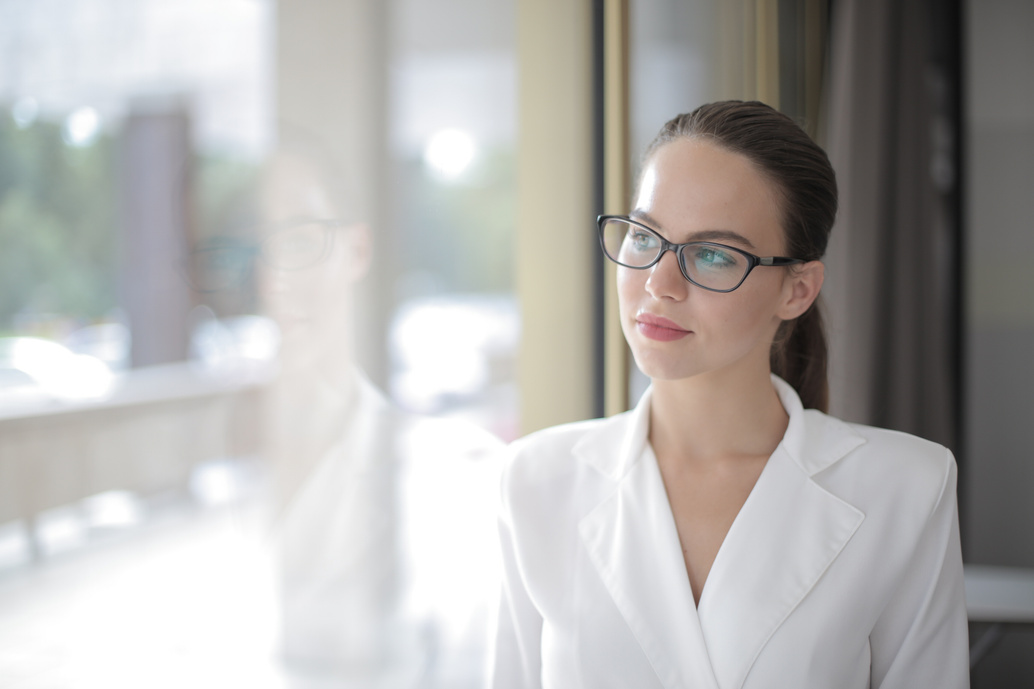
[630,341,769,385]
[639,365,704,383]
[629,350,699,382]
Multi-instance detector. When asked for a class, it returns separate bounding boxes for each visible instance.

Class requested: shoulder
[502,415,613,485]
[498,410,635,516]
[808,412,957,522]
[844,421,954,486]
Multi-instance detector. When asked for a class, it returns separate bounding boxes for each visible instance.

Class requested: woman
[491,101,969,688]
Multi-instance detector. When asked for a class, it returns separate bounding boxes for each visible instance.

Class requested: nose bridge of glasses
[651,241,688,280]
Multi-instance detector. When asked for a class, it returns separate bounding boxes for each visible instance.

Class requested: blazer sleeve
[489,455,544,689]
[869,449,970,688]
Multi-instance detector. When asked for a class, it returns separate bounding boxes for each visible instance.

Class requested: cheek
[616,267,643,315]
[261,254,352,317]
[615,268,645,345]
[715,282,785,341]
[307,246,355,296]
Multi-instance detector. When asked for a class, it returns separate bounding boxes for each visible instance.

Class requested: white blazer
[491,376,969,689]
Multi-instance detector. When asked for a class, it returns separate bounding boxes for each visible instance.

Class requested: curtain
[823,0,961,452]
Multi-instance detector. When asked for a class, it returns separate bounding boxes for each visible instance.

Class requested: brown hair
[643,100,837,411]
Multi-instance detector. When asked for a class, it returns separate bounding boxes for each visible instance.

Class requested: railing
[0,362,267,557]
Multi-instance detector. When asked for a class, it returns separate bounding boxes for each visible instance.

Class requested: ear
[777,260,824,320]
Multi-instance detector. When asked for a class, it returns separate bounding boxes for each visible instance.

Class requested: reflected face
[618,138,794,383]
[255,153,365,370]
[259,221,354,338]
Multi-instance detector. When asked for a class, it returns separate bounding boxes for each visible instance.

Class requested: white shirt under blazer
[491,376,969,689]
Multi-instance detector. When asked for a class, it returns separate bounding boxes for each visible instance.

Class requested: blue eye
[620,229,661,256]
[689,245,740,272]
[700,247,731,264]
[627,229,660,253]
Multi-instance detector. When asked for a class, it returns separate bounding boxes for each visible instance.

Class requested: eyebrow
[629,209,757,250]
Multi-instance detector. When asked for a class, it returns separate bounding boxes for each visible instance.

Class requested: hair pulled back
[643,100,837,411]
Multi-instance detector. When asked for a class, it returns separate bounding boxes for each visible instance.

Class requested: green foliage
[187,155,263,316]
[0,106,515,336]
[396,145,516,297]
[0,112,263,332]
[193,154,261,243]
[0,113,117,334]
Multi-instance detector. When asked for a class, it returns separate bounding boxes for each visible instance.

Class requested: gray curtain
[823,0,960,452]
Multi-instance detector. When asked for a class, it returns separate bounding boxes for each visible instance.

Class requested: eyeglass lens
[187,221,335,292]
[600,217,750,291]
[188,240,255,292]
[262,222,333,271]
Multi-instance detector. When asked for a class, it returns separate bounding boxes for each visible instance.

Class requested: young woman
[491,101,969,688]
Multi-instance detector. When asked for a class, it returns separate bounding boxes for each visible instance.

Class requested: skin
[618,138,824,604]
[255,151,371,508]
[257,152,370,388]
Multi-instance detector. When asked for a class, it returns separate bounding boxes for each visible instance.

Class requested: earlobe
[778,260,824,320]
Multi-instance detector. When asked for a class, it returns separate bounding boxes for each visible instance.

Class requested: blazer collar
[771,374,868,476]
[574,376,867,689]
[572,385,653,481]
[572,376,867,480]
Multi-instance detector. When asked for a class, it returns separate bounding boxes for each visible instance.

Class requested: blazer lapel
[576,391,721,689]
[573,379,867,689]
[695,377,867,689]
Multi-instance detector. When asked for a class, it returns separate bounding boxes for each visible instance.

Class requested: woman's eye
[694,247,737,268]
[629,230,657,251]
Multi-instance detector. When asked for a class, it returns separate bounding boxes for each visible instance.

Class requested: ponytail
[771,297,829,412]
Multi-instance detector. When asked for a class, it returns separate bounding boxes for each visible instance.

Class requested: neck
[648,364,788,469]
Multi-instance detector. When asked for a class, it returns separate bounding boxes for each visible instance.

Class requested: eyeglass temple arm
[759,257,803,266]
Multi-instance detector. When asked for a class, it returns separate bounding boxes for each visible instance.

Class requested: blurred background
[0,0,1031,686]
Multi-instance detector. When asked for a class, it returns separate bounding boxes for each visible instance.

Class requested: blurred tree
[397,146,515,298]
[0,114,117,335]
[0,112,262,335]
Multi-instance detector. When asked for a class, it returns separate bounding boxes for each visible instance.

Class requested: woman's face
[618,138,802,384]
[257,155,368,373]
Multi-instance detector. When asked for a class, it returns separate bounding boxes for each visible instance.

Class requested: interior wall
[964,0,1034,682]
[963,0,1034,566]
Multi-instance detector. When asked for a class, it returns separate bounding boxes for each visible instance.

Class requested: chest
[514,436,884,689]
[658,455,768,604]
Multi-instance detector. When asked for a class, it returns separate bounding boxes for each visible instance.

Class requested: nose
[644,249,688,301]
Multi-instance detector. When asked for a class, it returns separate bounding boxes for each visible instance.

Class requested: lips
[635,313,691,342]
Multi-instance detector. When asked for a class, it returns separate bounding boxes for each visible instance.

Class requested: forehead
[634,138,785,251]
[260,152,338,221]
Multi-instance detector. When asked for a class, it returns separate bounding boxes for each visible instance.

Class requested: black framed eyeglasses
[597,215,803,293]
[185,217,343,293]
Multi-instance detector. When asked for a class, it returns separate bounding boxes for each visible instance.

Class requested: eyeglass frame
[596,214,804,293]
[184,217,345,293]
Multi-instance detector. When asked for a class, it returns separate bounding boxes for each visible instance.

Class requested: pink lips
[636,313,691,342]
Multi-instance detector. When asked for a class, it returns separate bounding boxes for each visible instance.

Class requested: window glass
[0,1,515,685]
